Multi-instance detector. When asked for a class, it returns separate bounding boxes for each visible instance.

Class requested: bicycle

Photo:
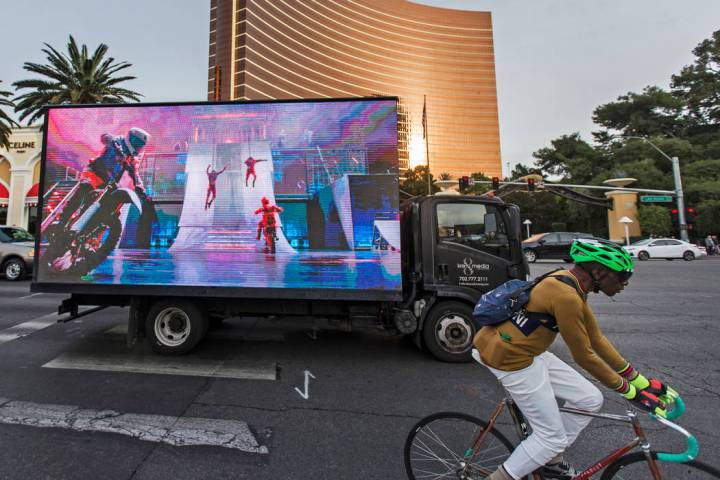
[404,353,719,479]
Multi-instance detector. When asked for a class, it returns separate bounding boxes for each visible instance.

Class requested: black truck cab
[398,195,528,361]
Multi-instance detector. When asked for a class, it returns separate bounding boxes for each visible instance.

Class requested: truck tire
[145,299,208,355]
[422,301,475,363]
[3,258,26,281]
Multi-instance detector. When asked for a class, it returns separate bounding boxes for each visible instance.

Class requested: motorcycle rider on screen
[41,128,152,276]
[57,128,150,222]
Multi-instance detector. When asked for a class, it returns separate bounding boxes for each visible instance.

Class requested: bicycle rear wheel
[404,411,515,480]
[601,451,720,479]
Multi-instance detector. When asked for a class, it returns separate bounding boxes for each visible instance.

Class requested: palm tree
[0,81,19,149]
[13,35,142,125]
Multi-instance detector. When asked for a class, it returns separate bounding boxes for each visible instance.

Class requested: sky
[1,0,719,176]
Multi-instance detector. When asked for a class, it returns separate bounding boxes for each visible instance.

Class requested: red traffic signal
[459,176,470,193]
[492,176,500,190]
[670,207,696,224]
[527,178,536,192]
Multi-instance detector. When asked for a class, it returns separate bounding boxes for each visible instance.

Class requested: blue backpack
[472,269,579,336]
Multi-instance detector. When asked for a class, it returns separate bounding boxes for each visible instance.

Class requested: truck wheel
[145,299,208,355]
[422,301,475,363]
[523,249,537,263]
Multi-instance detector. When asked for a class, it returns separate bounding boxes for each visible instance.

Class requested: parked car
[522,232,603,263]
[625,238,706,261]
[0,226,35,281]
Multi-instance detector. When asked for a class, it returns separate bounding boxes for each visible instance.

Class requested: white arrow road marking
[294,370,316,400]
[0,398,268,453]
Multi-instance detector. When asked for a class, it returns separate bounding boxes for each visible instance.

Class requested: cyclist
[475,239,673,480]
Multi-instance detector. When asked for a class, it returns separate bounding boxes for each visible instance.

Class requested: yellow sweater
[473,270,626,390]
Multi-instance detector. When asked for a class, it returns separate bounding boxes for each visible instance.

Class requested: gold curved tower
[208,0,501,178]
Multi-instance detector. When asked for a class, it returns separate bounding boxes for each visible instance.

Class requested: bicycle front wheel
[601,452,720,479]
[404,411,515,480]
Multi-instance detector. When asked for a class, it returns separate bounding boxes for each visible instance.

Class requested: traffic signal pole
[671,156,689,242]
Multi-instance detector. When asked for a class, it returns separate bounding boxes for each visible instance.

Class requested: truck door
[432,201,513,293]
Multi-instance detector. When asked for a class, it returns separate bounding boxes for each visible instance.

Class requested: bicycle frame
[466,398,665,479]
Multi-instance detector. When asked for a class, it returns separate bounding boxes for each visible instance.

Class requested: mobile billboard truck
[31,97,527,362]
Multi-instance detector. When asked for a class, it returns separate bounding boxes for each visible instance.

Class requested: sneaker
[538,459,577,479]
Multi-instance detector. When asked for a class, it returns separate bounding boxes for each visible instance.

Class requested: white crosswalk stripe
[0,398,268,453]
[0,312,60,345]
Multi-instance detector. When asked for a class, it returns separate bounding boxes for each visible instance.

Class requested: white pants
[482,352,604,479]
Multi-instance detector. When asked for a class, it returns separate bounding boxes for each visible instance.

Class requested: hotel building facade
[208,0,502,178]
[0,127,43,232]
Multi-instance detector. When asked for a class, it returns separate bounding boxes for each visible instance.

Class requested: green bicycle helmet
[570,238,634,274]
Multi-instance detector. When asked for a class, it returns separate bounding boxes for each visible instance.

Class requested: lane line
[43,352,277,380]
[18,293,43,300]
[0,398,268,453]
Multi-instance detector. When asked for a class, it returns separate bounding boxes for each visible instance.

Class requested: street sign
[640,195,673,203]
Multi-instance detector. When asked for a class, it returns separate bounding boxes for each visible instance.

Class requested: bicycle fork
[460,399,508,477]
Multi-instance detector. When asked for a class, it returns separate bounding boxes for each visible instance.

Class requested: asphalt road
[0,259,718,479]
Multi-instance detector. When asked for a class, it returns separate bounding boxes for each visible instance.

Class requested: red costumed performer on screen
[204,164,228,210]
[255,197,283,253]
[244,156,267,188]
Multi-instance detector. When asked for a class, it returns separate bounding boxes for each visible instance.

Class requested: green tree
[533,133,606,183]
[638,205,672,237]
[696,200,720,236]
[503,191,567,236]
[400,165,438,196]
[0,81,18,149]
[507,163,540,181]
[467,171,491,195]
[13,35,141,125]
[671,30,720,127]
[592,86,685,138]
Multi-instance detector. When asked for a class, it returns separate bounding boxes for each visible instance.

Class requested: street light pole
[626,137,688,242]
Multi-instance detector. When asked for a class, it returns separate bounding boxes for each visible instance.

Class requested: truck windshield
[436,203,510,258]
[0,227,34,243]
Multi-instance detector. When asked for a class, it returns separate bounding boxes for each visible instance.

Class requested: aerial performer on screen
[255,197,283,254]
[204,163,228,210]
[244,156,267,188]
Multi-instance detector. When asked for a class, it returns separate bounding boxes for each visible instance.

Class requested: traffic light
[671,207,696,228]
[459,176,470,193]
[492,176,500,190]
[527,178,536,192]
[686,207,696,224]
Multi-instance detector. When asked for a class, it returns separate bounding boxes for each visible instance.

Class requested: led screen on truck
[36,98,401,299]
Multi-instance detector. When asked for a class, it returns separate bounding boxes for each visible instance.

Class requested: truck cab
[399,195,528,362]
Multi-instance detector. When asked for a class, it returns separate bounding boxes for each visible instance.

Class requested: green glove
[622,384,667,417]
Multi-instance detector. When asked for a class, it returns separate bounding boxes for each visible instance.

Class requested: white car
[625,238,707,261]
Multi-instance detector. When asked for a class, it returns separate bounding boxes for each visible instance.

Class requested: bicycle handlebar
[651,395,699,463]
